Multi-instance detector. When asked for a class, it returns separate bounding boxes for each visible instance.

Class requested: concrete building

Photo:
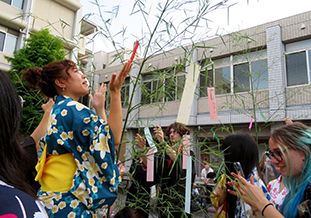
[94,10,311,175]
[0,0,97,73]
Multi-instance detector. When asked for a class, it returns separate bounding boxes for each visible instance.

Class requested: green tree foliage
[5,28,65,136]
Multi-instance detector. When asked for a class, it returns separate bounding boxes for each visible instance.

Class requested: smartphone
[233,162,245,178]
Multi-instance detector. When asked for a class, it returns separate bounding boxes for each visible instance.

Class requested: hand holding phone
[233,162,245,178]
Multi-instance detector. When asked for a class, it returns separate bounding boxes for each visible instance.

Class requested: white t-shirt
[201,167,214,181]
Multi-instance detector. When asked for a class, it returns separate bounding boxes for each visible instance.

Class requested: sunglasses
[169,130,176,135]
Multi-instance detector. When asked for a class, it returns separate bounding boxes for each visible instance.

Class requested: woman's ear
[55,78,65,90]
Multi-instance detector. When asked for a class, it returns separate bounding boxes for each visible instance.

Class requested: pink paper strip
[146,147,154,182]
[207,87,218,121]
[130,40,140,63]
[183,135,190,169]
[249,115,253,129]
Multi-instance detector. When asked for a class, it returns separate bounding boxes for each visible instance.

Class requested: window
[234,59,269,93]
[0,0,24,9]
[121,77,130,107]
[215,66,231,94]
[199,69,213,97]
[0,31,18,54]
[164,71,185,101]
[251,59,268,90]
[234,63,250,92]
[200,66,231,97]
[0,32,4,51]
[141,73,163,104]
[286,51,309,86]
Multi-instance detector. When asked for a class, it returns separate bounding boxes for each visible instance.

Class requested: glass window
[121,77,130,107]
[176,75,185,100]
[234,63,250,93]
[215,66,230,94]
[141,74,163,104]
[199,69,213,97]
[4,34,17,54]
[286,51,308,86]
[308,50,311,83]
[12,0,23,9]
[0,32,4,51]
[165,76,176,102]
[251,59,269,90]
[0,0,11,4]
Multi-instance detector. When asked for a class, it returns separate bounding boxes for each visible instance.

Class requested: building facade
[0,0,96,72]
[95,10,311,175]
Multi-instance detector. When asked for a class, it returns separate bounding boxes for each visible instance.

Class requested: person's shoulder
[0,183,47,217]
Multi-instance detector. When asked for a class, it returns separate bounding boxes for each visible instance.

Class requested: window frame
[285,49,311,87]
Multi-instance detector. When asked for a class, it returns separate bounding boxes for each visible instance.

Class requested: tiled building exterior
[0,0,96,72]
[97,11,311,174]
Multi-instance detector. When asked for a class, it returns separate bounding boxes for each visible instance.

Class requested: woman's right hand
[109,60,132,93]
[227,173,270,212]
[153,125,164,143]
[135,134,146,149]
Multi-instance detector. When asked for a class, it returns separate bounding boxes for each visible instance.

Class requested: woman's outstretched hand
[109,60,132,92]
[227,173,270,212]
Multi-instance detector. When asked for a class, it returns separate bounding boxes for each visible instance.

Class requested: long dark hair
[221,132,260,218]
[0,70,37,198]
[22,59,76,97]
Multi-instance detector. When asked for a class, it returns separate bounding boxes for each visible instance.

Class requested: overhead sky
[80,0,310,53]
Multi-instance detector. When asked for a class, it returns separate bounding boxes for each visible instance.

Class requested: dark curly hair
[164,122,190,141]
[22,59,77,98]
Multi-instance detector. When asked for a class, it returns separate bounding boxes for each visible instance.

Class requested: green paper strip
[211,128,220,144]
[260,111,267,123]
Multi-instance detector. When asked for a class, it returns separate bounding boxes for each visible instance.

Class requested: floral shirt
[267,176,288,210]
[38,95,120,217]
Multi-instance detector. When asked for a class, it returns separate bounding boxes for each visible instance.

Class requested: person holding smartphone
[210,132,271,218]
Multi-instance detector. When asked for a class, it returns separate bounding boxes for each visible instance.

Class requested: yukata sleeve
[210,174,226,209]
[72,107,120,186]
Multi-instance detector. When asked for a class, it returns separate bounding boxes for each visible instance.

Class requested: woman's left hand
[227,173,270,212]
[109,60,132,93]
[89,83,107,109]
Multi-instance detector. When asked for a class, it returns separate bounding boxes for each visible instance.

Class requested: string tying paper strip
[144,127,157,182]
[207,87,218,121]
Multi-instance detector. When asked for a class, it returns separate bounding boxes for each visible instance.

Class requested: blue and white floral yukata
[36,95,121,218]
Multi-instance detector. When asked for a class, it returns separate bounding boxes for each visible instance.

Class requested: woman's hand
[135,134,146,149]
[42,98,54,113]
[89,83,107,123]
[89,83,107,109]
[153,125,164,143]
[109,60,132,93]
[227,173,270,212]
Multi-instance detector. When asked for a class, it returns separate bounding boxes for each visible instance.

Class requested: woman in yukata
[22,59,132,217]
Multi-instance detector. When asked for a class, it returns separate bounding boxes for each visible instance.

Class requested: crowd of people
[1,57,311,218]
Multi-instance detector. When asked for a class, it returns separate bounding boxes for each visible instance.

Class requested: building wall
[94,10,311,174]
[0,0,95,72]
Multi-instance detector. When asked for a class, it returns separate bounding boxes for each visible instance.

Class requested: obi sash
[35,144,76,192]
